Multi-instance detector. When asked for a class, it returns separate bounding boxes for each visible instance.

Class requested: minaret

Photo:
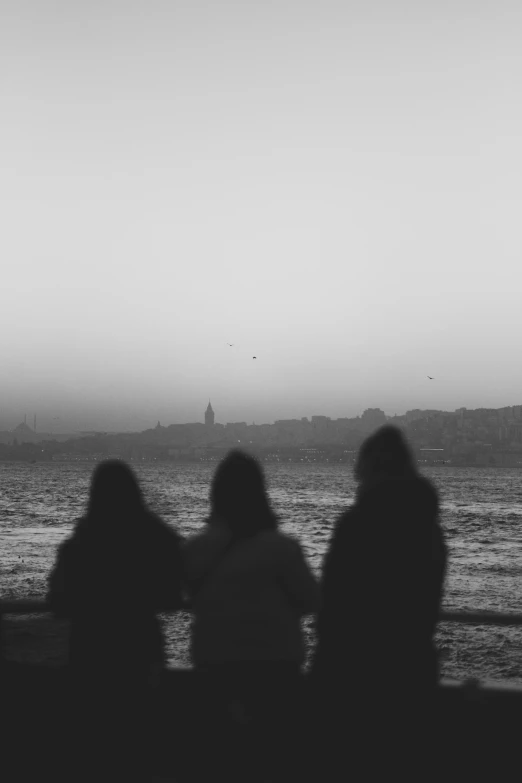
[205,400,215,426]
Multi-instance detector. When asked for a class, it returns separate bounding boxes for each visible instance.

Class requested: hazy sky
[2,1,522,432]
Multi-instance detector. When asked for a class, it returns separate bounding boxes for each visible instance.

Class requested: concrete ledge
[2,661,522,781]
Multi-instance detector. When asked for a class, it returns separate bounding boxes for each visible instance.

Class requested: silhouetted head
[210,450,277,540]
[86,460,145,525]
[355,426,417,489]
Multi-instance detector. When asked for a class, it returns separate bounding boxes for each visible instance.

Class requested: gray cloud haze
[2,1,521,431]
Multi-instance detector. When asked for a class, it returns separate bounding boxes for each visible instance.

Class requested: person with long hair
[184,450,319,782]
[311,426,447,779]
[47,460,184,781]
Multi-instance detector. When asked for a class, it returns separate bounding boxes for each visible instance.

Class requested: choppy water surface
[1,462,522,681]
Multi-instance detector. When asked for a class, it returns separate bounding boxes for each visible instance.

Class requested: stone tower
[205,400,215,426]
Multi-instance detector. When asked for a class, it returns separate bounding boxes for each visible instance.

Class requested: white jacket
[183,521,320,666]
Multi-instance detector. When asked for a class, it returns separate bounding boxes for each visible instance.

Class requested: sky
[2,0,522,432]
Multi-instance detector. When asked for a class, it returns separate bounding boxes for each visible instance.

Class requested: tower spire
[205,400,215,426]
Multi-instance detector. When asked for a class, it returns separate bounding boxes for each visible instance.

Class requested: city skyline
[3,397,522,436]
[3,399,522,469]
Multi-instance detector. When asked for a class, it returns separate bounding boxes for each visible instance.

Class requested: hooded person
[47,460,184,781]
[311,426,447,780]
[48,460,183,673]
[184,450,319,668]
[183,450,320,782]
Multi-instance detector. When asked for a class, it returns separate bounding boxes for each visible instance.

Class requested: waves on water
[2,462,522,681]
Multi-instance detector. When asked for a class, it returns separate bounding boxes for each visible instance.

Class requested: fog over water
[2,1,522,432]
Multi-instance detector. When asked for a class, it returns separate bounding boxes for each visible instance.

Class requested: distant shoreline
[1,456,522,469]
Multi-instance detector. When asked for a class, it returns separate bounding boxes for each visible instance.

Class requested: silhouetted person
[47,460,184,782]
[312,426,447,780]
[184,450,320,782]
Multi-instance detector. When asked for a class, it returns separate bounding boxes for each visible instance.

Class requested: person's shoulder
[184,518,228,547]
[259,529,306,559]
[184,520,234,563]
[335,503,358,524]
[55,537,74,562]
[60,518,88,549]
[183,520,231,579]
[324,505,360,550]
[51,519,87,566]
[259,528,292,544]
[147,512,183,547]
[412,474,438,500]
[330,504,359,535]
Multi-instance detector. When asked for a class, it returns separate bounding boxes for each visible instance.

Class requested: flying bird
[427,376,434,380]
[227,343,234,346]
[253,356,256,359]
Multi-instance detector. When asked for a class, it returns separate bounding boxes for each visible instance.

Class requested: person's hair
[355,425,417,487]
[210,450,277,540]
[85,460,146,525]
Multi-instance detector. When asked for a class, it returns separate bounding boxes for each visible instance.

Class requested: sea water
[1,462,522,681]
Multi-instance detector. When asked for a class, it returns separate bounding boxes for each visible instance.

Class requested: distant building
[205,401,215,427]
[360,408,387,432]
[11,421,37,443]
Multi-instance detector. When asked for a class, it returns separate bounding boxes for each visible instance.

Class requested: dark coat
[313,474,447,692]
[47,511,184,673]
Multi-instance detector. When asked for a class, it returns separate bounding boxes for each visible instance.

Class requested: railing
[2,600,522,626]
[3,600,522,698]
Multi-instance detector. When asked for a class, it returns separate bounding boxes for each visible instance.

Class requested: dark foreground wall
[2,663,522,781]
